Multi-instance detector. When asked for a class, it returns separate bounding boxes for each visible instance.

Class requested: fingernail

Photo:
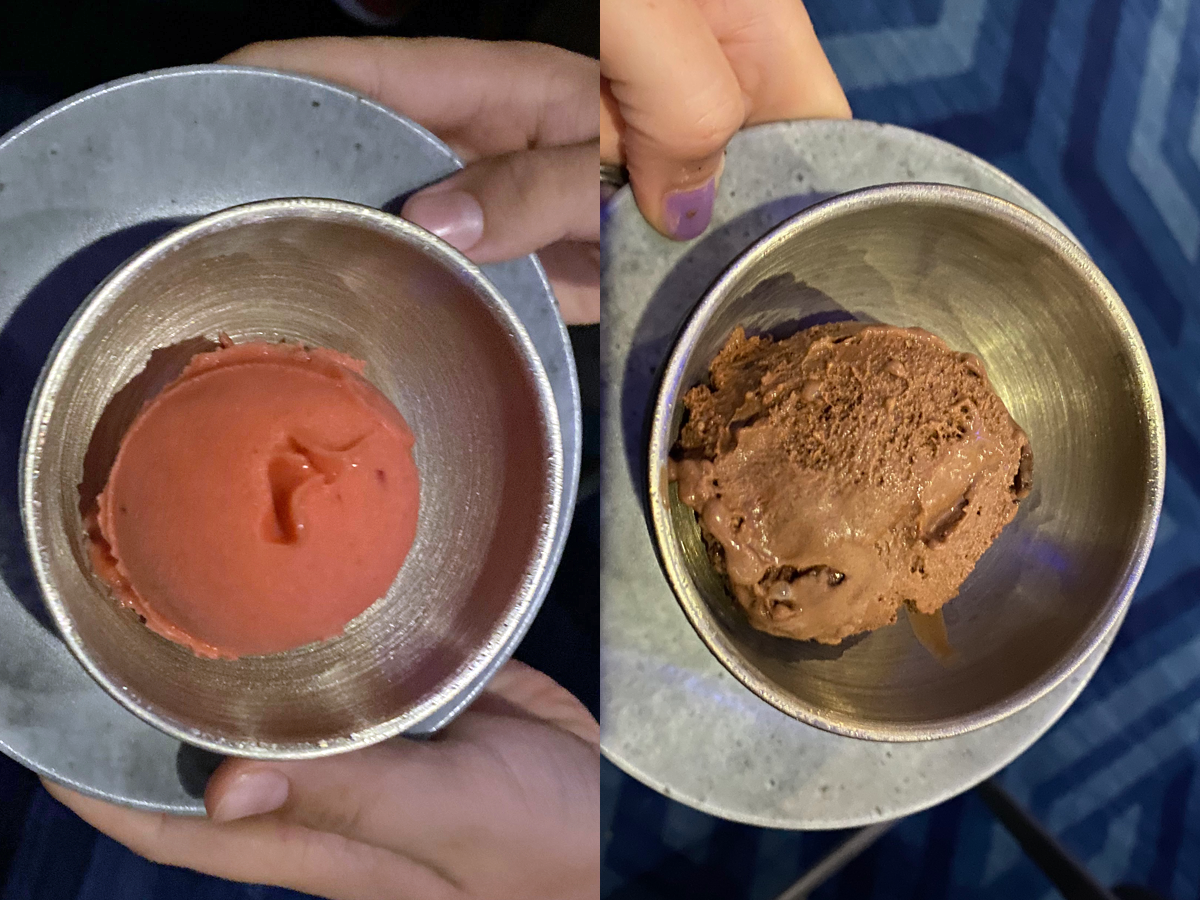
[663,177,716,241]
[401,190,484,253]
[210,770,290,822]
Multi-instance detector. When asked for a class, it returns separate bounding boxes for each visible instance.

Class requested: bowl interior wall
[31,212,556,749]
[658,196,1158,735]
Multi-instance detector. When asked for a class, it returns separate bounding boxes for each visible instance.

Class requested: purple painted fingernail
[663,178,716,241]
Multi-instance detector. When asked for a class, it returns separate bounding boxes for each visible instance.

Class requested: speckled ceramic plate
[0,66,580,814]
[600,119,1118,829]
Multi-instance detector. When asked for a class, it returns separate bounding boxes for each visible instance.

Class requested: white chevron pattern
[1087,804,1141,887]
[1128,0,1199,261]
[1046,691,1200,832]
[821,0,988,92]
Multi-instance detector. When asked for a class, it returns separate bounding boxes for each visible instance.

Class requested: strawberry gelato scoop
[86,338,419,659]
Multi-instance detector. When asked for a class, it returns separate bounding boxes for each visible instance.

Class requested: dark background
[0,2,598,898]
[0,0,597,102]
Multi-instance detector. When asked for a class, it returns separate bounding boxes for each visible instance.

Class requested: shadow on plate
[0,217,192,631]
[175,743,225,800]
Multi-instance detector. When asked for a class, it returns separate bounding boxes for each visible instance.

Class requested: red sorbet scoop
[86,339,420,659]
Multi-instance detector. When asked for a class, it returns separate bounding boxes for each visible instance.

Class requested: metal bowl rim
[647,181,1165,742]
[20,196,565,758]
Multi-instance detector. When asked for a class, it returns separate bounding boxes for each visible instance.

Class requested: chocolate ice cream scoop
[670,322,1032,645]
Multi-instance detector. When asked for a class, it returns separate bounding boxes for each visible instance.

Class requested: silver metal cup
[649,184,1164,741]
[22,198,564,758]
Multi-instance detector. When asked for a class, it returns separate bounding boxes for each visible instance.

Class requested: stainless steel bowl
[21,198,563,758]
[648,184,1163,741]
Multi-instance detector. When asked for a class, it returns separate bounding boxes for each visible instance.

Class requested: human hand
[43,660,599,900]
[601,0,850,240]
[224,37,600,325]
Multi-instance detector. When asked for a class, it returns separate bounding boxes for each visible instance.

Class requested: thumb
[204,740,445,847]
[401,141,599,265]
[205,662,596,832]
[601,0,745,240]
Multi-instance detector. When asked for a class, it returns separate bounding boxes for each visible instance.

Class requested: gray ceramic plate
[0,66,580,813]
[601,119,1118,829]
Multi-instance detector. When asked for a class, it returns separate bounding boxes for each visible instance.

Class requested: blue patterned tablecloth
[603,0,1200,897]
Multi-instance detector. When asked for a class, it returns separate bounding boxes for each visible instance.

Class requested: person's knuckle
[490,155,539,213]
[655,90,743,161]
[300,797,368,838]
[555,143,601,191]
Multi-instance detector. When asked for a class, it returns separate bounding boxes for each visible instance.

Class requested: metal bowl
[21,198,563,758]
[648,184,1163,741]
